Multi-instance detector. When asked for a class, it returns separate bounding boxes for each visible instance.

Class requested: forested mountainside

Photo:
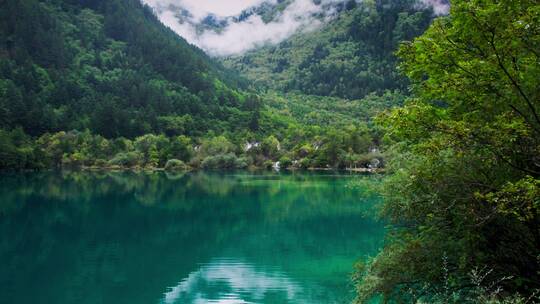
[222,0,435,99]
[0,0,249,139]
[1,0,411,171]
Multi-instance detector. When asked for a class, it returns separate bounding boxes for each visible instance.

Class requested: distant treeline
[0,126,383,171]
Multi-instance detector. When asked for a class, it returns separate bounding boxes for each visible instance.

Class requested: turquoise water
[0,171,384,304]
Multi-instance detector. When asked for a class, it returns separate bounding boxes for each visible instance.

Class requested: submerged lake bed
[0,171,384,304]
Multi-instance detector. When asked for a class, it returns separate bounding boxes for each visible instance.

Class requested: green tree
[355,0,540,302]
[261,135,280,159]
[200,136,235,156]
[167,135,193,162]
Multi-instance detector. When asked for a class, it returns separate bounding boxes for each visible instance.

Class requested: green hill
[0,0,426,170]
[0,0,249,138]
[222,0,434,99]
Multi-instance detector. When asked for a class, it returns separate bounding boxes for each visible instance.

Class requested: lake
[0,171,384,304]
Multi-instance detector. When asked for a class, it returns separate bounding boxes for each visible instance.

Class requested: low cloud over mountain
[143,0,449,56]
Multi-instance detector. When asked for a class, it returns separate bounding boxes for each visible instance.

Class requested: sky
[144,0,269,20]
[142,0,449,57]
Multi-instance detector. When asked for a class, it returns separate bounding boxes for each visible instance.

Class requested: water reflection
[0,171,384,304]
[163,258,300,304]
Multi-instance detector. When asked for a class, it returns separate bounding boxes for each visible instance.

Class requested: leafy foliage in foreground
[354,0,540,302]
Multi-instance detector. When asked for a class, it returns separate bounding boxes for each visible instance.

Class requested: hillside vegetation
[0,0,248,138]
[1,0,409,171]
[223,0,434,99]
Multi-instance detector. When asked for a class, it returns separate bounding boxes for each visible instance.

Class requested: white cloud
[145,0,271,21]
[143,0,342,56]
[191,0,330,56]
[420,0,449,15]
[143,0,450,57]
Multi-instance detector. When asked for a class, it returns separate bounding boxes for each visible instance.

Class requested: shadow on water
[0,170,385,304]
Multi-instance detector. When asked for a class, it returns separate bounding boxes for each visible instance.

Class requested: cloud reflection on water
[162,258,302,304]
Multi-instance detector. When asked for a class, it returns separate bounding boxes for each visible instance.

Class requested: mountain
[0,0,249,138]
[222,0,436,99]
[0,0,431,171]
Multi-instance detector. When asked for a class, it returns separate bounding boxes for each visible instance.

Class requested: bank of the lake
[75,165,385,174]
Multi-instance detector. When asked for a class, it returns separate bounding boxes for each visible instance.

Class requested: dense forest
[0,0,410,171]
[222,0,435,99]
[0,0,539,302]
[0,0,250,138]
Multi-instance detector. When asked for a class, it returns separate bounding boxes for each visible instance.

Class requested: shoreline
[79,165,384,173]
[3,166,384,174]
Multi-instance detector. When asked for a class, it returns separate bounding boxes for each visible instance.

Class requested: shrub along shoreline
[75,164,385,173]
[0,128,385,172]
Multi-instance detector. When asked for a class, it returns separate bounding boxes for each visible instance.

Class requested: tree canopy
[0,0,248,138]
[354,0,540,302]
